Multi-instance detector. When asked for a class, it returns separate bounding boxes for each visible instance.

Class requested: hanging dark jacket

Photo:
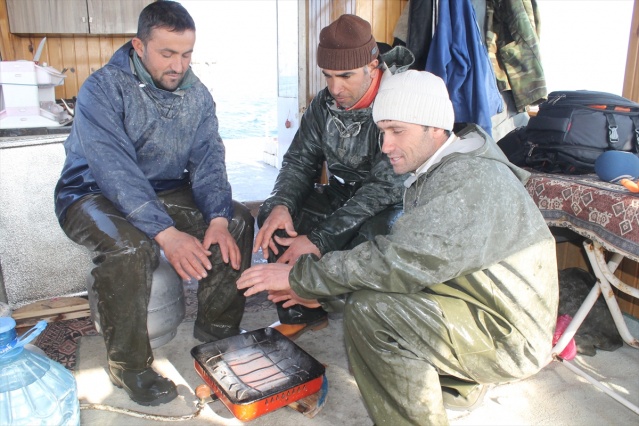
[259,47,415,255]
[406,0,435,71]
[54,42,232,238]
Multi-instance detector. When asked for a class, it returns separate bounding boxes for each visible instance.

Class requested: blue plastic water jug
[0,317,80,425]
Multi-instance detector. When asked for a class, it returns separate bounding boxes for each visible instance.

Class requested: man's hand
[274,234,321,264]
[155,226,212,281]
[253,205,297,258]
[237,263,293,297]
[203,217,241,270]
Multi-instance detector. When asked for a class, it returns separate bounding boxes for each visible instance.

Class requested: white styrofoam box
[0,61,66,86]
[0,109,65,129]
[35,65,66,86]
[0,61,68,128]
[0,61,37,85]
[1,83,39,108]
[38,85,57,103]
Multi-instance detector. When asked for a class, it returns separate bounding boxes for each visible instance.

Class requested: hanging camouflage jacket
[486,0,547,112]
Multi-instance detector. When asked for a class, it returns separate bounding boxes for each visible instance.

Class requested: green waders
[62,187,254,371]
[344,288,547,426]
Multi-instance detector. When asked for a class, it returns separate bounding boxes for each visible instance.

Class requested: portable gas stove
[191,327,326,421]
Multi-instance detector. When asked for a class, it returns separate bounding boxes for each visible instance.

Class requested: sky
[537,0,634,95]
[180,0,278,98]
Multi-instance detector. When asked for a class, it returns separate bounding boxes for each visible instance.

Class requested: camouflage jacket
[486,0,548,112]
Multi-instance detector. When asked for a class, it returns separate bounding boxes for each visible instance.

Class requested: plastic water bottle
[0,317,80,425]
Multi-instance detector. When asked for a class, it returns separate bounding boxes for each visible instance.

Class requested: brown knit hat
[317,14,379,70]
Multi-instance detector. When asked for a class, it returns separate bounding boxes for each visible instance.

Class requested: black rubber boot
[108,366,178,406]
[276,303,328,324]
[193,322,247,343]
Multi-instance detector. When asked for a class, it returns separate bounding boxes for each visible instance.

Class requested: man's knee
[95,221,156,264]
[344,290,386,329]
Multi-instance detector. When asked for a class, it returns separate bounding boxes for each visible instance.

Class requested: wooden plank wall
[357,0,407,46]
[623,0,639,102]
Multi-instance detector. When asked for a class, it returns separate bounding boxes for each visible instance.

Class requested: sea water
[215,92,277,140]
[191,61,278,142]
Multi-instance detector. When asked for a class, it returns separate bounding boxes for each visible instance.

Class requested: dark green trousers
[344,288,548,426]
[62,187,254,370]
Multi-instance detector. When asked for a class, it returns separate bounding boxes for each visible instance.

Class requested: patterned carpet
[33,317,98,369]
[33,286,272,370]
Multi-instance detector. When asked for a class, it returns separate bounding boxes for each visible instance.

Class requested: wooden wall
[623,0,639,102]
[357,0,407,46]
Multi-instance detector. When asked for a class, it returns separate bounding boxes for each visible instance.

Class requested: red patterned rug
[33,317,98,369]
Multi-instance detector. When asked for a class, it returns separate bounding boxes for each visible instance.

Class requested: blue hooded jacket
[425,0,503,135]
[54,42,233,238]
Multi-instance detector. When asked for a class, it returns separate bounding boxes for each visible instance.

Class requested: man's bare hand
[253,205,297,258]
[237,263,293,297]
[155,226,212,281]
[274,234,321,264]
[203,217,241,270]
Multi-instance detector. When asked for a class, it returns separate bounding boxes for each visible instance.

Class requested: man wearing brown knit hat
[253,14,414,339]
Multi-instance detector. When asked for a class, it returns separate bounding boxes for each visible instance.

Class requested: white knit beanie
[373,70,454,131]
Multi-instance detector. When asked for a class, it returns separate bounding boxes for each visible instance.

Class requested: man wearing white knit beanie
[238,70,558,425]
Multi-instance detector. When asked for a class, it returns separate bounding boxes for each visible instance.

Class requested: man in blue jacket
[54,1,253,406]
